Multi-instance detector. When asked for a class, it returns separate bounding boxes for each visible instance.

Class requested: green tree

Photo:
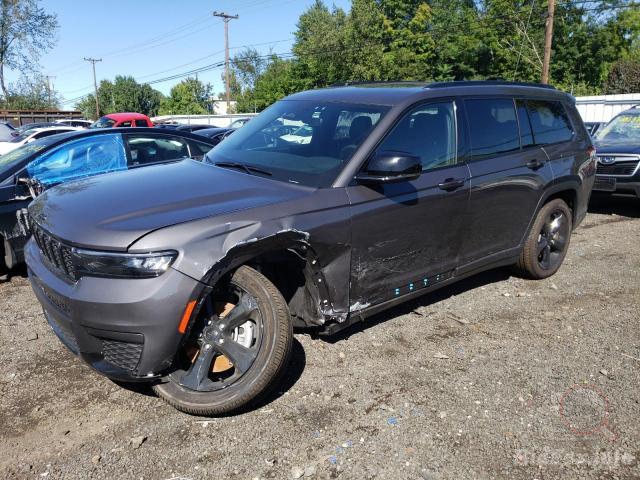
[603,58,640,94]
[76,76,163,119]
[0,0,58,100]
[1,73,59,109]
[158,77,212,115]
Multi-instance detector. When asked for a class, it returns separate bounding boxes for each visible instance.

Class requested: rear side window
[527,100,574,144]
[126,135,190,165]
[134,119,148,127]
[120,121,132,127]
[465,99,520,158]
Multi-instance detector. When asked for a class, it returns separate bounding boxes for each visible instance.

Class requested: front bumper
[26,238,203,382]
[593,176,640,197]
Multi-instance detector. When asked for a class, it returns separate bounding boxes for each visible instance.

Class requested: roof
[103,112,150,120]
[285,81,569,106]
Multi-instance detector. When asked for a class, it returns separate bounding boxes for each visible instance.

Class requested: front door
[347,100,471,308]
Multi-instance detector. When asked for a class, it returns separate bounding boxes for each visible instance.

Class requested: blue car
[0,127,217,271]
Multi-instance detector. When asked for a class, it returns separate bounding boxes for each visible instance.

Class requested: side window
[120,121,132,127]
[376,101,457,171]
[527,100,574,145]
[516,99,535,148]
[465,98,520,159]
[134,119,148,127]
[26,134,127,185]
[126,135,190,166]
[189,140,214,158]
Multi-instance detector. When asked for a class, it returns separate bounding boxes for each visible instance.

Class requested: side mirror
[355,151,422,184]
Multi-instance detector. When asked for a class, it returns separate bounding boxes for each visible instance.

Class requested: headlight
[71,249,177,278]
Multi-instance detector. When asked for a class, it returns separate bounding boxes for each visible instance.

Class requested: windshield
[205,100,389,187]
[9,129,39,143]
[595,114,640,142]
[0,141,51,175]
[90,117,116,128]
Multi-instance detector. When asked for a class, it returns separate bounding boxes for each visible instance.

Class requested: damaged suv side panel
[130,187,353,327]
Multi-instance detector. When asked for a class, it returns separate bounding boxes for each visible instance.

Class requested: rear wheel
[515,199,572,279]
[153,265,292,416]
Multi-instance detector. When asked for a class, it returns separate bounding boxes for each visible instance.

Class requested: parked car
[194,127,235,145]
[584,121,605,137]
[26,81,594,415]
[13,122,60,135]
[0,127,217,271]
[155,124,180,130]
[591,105,640,197]
[229,117,251,129]
[90,112,154,128]
[0,126,81,155]
[174,124,213,133]
[55,119,93,128]
[0,122,15,142]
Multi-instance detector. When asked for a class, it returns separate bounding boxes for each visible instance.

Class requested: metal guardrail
[151,113,258,128]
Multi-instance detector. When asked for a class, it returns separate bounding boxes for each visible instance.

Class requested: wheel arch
[197,230,337,329]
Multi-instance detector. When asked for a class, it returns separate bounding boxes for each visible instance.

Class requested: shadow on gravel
[589,193,640,218]
[320,267,512,344]
[0,264,28,283]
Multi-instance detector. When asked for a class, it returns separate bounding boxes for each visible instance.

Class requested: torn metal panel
[129,187,354,328]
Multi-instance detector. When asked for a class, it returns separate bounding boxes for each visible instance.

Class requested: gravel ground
[1,195,639,480]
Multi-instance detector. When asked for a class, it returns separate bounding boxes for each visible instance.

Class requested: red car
[90,112,153,128]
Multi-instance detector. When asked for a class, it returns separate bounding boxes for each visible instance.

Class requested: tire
[515,199,572,279]
[153,265,292,416]
[0,237,7,276]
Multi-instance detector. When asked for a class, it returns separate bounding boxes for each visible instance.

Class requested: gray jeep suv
[26,81,595,415]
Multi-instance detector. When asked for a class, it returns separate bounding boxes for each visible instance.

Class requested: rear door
[348,99,471,306]
[458,97,553,269]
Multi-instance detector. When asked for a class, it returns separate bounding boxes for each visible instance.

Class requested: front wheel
[515,199,572,279]
[153,265,292,416]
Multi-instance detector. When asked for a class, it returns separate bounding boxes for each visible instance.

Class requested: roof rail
[425,80,556,90]
[328,80,428,88]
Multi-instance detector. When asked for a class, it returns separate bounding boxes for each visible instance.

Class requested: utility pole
[84,57,102,118]
[45,75,55,108]
[213,11,238,113]
[541,0,555,84]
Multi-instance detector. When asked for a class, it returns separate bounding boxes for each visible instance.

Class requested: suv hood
[29,159,312,250]
[594,140,640,155]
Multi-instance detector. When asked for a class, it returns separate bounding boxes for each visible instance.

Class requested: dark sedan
[0,127,217,271]
[194,127,235,145]
[174,124,213,133]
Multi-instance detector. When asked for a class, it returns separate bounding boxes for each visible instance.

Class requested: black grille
[102,340,143,371]
[596,160,639,176]
[32,223,76,280]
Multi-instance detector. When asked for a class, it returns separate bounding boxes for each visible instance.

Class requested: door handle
[526,159,545,170]
[438,178,465,191]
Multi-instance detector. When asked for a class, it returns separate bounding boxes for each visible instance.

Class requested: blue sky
[10,0,351,107]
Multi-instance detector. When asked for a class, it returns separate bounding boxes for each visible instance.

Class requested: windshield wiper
[213,161,272,177]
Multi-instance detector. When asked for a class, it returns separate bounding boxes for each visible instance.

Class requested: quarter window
[527,100,574,144]
[126,135,190,165]
[134,119,148,127]
[465,98,520,158]
[377,101,457,171]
